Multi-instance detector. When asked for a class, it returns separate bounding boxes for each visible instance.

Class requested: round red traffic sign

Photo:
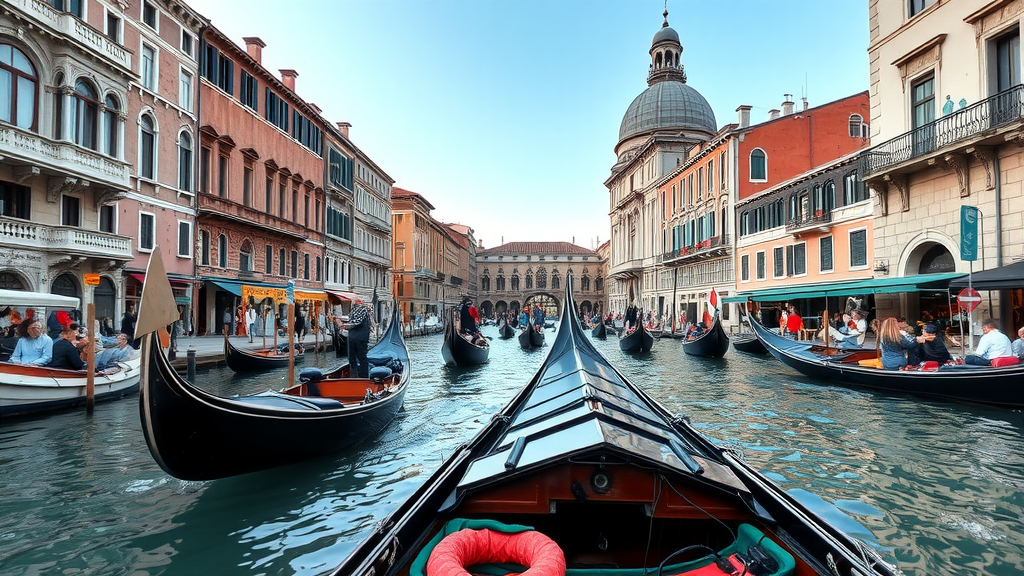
[957,287,981,313]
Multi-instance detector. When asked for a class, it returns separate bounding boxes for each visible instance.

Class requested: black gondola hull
[497,321,515,339]
[749,317,1024,408]
[591,321,607,339]
[732,333,768,354]
[518,323,545,349]
[682,314,730,358]
[618,323,653,352]
[441,314,489,365]
[224,339,304,371]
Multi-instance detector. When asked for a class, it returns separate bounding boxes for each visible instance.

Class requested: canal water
[1,326,1022,576]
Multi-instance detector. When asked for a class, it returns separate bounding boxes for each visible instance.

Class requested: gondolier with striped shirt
[345,301,371,378]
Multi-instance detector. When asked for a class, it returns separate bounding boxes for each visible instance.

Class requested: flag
[709,287,719,311]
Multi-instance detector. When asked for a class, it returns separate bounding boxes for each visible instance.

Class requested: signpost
[957,287,981,313]
[959,206,981,351]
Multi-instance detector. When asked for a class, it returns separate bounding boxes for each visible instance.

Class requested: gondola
[328,275,901,576]
[591,318,607,339]
[441,310,489,365]
[749,316,1024,408]
[497,319,515,340]
[618,321,653,352]
[518,319,545,349]
[224,338,304,372]
[136,252,411,480]
[731,333,768,354]
[682,313,730,358]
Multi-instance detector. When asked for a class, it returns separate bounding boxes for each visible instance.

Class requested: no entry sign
[957,287,981,313]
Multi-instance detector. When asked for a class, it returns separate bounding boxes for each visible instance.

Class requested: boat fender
[426,528,565,576]
[298,368,323,383]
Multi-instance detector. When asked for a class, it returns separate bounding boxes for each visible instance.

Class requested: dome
[652,25,679,45]
[618,81,717,143]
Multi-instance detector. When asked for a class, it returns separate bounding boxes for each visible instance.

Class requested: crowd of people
[2,306,139,372]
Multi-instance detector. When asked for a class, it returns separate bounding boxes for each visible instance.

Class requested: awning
[949,260,1024,291]
[206,279,242,296]
[0,288,79,308]
[203,278,327,302]
[722,272,966,303]
[327,290,363,302]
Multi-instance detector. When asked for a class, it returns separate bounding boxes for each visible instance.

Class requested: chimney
[279,69,298,91]
[802,96,809,111]
[308,102,322,115]
[782,94,795,116]
[478,239,484,249]
[336,121,351,139]
[736,105,752,128]
[768,109,780,120]
[243,37,265,64]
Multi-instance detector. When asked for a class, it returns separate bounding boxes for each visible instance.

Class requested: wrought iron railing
[860,84,1024,177]
[785,210,832,233]
[661,235,730,262]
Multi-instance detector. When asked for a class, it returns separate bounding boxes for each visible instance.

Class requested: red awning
[129,273,192,285]
[326,290,362,302]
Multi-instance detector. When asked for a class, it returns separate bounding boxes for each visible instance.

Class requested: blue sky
[187,0,870,250]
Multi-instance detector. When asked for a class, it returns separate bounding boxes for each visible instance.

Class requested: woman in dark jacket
[48,326,86,370]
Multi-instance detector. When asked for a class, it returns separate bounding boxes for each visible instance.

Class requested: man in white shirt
[1011,326,1024,360]
[829,310,867,347]
[965,319,1016,366]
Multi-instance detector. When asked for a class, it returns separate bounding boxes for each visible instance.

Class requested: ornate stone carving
[47,177,77,203]
[943,153,969,198]
[970,146,995,191]
[883,174,909,212]
[13,166,39,183]
[95,188,128,207]
[866,178,888,216]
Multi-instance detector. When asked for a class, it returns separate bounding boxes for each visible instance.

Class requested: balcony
[436,271,445,282]
[197,194,307,241]
[785,211,832,235]
[0,217,132,260]
[8,0,132,71]
[0,125,132,190]
[609,258,644,279]
[661,235,731,265]
[413,266,435,279]
[860,85,1024,179]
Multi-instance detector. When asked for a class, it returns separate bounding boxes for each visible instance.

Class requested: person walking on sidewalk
[245,305,257,343]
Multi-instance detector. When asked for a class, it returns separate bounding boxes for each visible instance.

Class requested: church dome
[618,81,717,142]
[652,25,679,45]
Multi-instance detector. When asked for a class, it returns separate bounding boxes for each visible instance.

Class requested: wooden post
[287,302,295,386]
[86,302,96,414]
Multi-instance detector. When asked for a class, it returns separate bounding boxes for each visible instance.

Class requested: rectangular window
[303,253,310,280]
[142,1,157,29]
[850,230,868,268]
[0,181,31,219]
[201,43,218,83]
[279,181,286,216]
[218,155,228,197]
[740,254,749,282]
[292,188,298,221]
[179,69,193,111]
[240,71,258,111]
[773,247,784,278]
[697,168,703,201]
[199,230,209,265]
[996,30,1021,93]
[141,44,156,91]
[181,31,194,58]
[199,147,210,193]
[106,13,121,43]
[278,248,286,276]
[265,245,273,274]
[99,204,115,233]
[707,159,714,193]
[785,245,794,276]
[820,236,834,272]
[316,256,322,282]
[793,243,807,275]
[290,250,298,278]
[177,220,192,258]
[265,174,273,213]
[243,164,253,207]
[178,141,192,192]
[911,75,935,129]
[909,0,936,17]
[755,251,766,280]
[265,88,289,131]
[217,55,233,94]
[304,194,310,227]
[61,195,80,227]
[139,212,155,251]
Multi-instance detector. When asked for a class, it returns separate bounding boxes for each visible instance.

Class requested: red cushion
[426,529,565,576]
[990,356,1020,368]
[921,361,939,371]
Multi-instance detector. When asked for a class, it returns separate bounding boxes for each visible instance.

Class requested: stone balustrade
[0,217,132,259]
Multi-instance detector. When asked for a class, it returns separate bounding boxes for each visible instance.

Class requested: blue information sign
[960,205,978,261]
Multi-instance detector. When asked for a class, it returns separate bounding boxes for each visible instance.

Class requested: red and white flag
[709,287,719,311]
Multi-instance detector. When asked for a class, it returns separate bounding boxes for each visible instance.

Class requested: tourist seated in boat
[907,323,952,366]
[827,310,867,347]
[687,322,706,339]
[1012,326,1024,360]
[458,298,486,345]
[47,325,87,371]
[95,333,137,370]
[964,319,1017,366]
[877,317,927,370]
[8,319,53,366]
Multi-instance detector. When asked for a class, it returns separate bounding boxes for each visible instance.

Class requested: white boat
[0,357,142,417]
[0,288,141,418]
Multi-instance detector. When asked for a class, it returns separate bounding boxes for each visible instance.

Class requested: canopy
[327,290,363,303]
[0,288,80,308]
[204,279,326,302]
[949,260,1024,291]
[722,272,966,303]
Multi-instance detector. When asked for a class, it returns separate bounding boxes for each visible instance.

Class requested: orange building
[193,29,326,335]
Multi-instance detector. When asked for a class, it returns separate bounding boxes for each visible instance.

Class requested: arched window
[510,274,520,292]
[140,113,156,179]
[0,44,38,130]
[217,234,228,267]
[102,95,119,156]
[749,148,766,181]
[178,131,192,191]
[536,268,546,289]
[551,274,559,289]
[481,276,490,292]
[525,273,533,289]
[239,240,252,272]
[0,271,26,290]
[71,79,98,149]
[581,275,591,292]
[823,180,835,213]
[843,171,867,205]
[496,274,505,291]
[51,273,79,299]
[199,229,210,265]
[740,210,749,235]
[849,114,866,138]
[594,277,603,292]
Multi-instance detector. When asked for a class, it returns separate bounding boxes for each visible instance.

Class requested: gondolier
[345,301,371,378]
